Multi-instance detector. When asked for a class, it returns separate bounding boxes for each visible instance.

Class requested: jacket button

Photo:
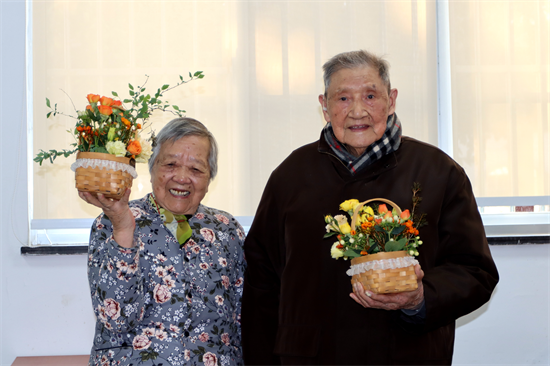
[184,331,189,337]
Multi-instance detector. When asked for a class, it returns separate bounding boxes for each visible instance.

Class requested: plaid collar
[322,113,402,174]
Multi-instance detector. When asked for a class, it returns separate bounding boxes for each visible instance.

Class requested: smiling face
[150,135,211,215]
[319,66,398,157]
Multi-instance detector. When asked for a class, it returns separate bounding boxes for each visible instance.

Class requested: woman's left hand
[350,264,424,311]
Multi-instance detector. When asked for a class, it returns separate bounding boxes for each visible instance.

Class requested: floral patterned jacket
[87,193,246,366]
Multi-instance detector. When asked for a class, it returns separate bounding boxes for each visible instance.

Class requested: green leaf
[385,238,407,252]
[46,111,52,118]
[161,84,169,90]
[193,71,203,77]
[189,71,192,78]
[343,248,362,258]
[172,105,180,111]
[123,99,132,103]
[46,98,51,108]
[129,90,135,96]
[112,91,118,97]
[198,74,205,79]
[129,83,134,90]
[323,232,337,239]
[390,225,406,235]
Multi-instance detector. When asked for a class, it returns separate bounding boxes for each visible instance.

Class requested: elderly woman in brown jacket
[241,50,498,365]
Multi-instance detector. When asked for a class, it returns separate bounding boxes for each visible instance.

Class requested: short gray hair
[322,50,391,96]
[148,117,218,180]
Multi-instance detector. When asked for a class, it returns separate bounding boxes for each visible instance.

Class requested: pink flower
[378,204,388,214]
[215,214,230,225]
[132,334,151,350]
[200,263,209,270]
[192,245,201,254]
[237,228,245,240]
[198,332,209,342]
[221,275,230,289]
[221,332,230,346]
[129,207,142,219]
[142,327,155,337]
[104,298,121,320]
[155,267,167,277]
[170,324,180,333]
[163,275,175,288]
[184,350,191,361]
[215,295,224,305]
[235,277,243,287]
[195,213,205,220]
[153,284,172,304]
[96,305,107,323]
[203,352,217,366]
[218,257,227,267]
[116,260,129,271]
[155,330,168,340]
[200,228,216,243]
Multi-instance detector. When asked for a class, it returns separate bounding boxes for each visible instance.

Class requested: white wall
[1,2,548,365]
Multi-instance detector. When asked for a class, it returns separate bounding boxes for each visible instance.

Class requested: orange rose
[99,96,114,106]
[98,105,113,116]
[400,209,411,220]
[127,139,142,156]
[111,100,125,111]
[378,204,388,214]
[86,94,100,104]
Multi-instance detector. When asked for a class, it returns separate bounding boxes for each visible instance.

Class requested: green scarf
[149,194,193,246]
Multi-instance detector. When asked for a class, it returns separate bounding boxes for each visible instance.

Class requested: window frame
[25,0,550,249]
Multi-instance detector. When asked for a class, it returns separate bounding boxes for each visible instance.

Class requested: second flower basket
[347,198,419,294]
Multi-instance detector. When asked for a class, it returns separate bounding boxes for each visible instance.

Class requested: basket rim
[350,250,409,265]
[76,151,134,166]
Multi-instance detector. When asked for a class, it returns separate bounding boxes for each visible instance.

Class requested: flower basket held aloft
[324,185,427,294]
[34,73,204,199]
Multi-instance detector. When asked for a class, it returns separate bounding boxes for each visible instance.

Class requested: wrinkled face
[150,135,211,215]
[319,66,398,157]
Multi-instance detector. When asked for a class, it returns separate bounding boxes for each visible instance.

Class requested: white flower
[349,238,354,243]
[135,136,153,163]
[334,215,348,226]
[409,250,415,255]
[106,140,126,157]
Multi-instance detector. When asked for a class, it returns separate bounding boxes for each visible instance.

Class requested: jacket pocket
[274,324,322,357]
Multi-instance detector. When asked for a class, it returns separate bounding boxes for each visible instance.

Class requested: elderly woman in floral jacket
[80,118,246,366]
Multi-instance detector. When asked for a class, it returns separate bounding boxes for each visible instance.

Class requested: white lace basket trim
[346,256,418,277]
[71,158,138,178]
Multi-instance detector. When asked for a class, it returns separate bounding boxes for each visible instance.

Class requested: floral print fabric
[87,193,246,366]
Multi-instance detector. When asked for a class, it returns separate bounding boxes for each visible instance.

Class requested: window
[28,0,549,247]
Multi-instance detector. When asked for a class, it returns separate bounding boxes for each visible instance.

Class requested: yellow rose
[339,223,351,235]
[364,206,374,216]
[340,199,360,212]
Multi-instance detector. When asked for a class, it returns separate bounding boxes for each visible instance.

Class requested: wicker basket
[74,152,135,199]
[348,198,418,294]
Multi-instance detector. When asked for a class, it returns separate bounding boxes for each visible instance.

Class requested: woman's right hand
[79,188,136,248]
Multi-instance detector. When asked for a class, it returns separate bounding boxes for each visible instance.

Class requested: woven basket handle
[350,198,402,231]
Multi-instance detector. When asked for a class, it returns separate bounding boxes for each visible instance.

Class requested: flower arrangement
[34,72,204,165]
[324,183,427,260]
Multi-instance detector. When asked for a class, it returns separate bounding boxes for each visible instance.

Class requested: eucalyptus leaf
[385,238,407,251]
[343,249,362,258]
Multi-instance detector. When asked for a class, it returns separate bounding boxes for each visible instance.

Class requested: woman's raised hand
[79,188,136,248]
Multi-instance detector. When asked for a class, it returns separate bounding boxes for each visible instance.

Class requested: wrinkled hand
[79,189,135,248]
[350,264,424,311]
